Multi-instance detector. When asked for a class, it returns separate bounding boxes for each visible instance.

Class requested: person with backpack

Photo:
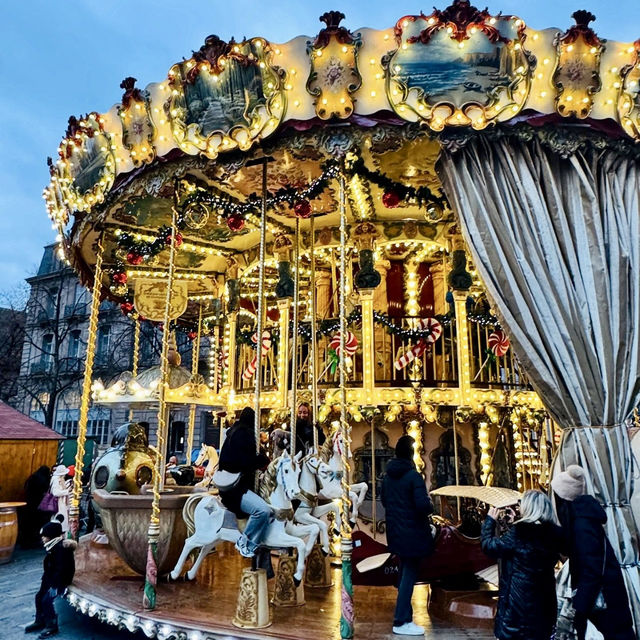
[24,520,77,638]
[481,490,565,640]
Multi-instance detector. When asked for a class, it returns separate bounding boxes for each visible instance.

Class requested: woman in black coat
[481,490,565,640]
[552,465,635,640]
[381,435,434,636]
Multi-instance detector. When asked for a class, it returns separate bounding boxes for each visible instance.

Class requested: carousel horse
[294,449,342,554]
[319,431,368,522]
[193,444,219,488]
[170,452,310,584]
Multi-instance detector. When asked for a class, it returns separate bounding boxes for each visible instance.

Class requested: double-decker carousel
[42,2,640,638]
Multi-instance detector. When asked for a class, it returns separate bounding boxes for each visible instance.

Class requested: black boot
[24,621,45,633]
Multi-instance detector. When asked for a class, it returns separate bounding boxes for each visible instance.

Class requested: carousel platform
[66,537,495,639]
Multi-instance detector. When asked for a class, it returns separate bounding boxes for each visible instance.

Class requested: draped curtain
[439,135,640,628]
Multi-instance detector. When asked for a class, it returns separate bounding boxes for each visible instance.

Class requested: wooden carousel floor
[69,538,494,640]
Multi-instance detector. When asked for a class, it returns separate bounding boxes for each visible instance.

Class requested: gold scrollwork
[552,11,603,119]
[619,42,640,139]
[165,36,285,159]
[118,77,156,167]
[384,3,534,130]
[306,11,362,120]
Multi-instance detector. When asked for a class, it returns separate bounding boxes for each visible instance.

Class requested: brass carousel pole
[254,160,268,481]
[68,237,104,540]
[128,316,141,423]
[143,204,179,610]
[310,216,319,449]
[338,170,354,639]
[186,303,203,464]
[289,217,300,453]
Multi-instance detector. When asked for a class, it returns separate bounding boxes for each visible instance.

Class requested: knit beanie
[40,521,63,539]
[551,464,586,501]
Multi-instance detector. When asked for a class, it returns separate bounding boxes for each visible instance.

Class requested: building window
[46,287,59,318]
[55,420,78,438]
[41,334,53,365]
[68,329,81,358]
[97,325,111,358]
[87,419,110,445]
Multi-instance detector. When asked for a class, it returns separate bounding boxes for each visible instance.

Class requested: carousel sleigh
[352,485,520,587]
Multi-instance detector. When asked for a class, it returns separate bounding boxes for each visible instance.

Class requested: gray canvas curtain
[439,135,640,628]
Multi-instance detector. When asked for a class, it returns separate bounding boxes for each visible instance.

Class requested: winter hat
[52,465,68,477]
[551,464,586,501]
[40,521,63,539]
[395,435,415,461]
[66,465,75,477]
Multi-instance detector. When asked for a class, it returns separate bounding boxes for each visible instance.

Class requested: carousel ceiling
[42,0,640,324]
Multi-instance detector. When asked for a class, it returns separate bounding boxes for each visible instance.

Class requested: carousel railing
[467,319,532,390]
[233,332,279,392]
[373,316,458,387]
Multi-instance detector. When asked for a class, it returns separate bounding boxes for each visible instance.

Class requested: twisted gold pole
[186,303,203,463]
[289,217,300,453]
[128,316,141,422]
[338,172,354,639]
[310,215,319,450]
[144,203,179,610]
[69,238,104,539]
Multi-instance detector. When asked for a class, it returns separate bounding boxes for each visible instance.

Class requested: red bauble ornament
[294,199,312,218]
[126,252,143,265]
[227,214,245,231]
[188,331,198,340]
[166,232,183,247]
[121,302,134,314]
[113,272,127,284]
[382,190,401,209]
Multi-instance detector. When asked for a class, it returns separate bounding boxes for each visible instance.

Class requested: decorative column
[360,290,375,401]
[316,268,332,319]
[429,260,448,316]
[373,258,391,380]
[186,303,203,464]
[69,238,104,539]
[225,259,240,400]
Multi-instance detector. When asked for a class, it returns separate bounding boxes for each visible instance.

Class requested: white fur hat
[52,465,69,477]
[551,464,586,501]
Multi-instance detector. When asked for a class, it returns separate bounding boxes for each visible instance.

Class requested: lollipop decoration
[487,330,510,357]
[474,330,510,381]
[394,318,442,370]
[325,331,358,375]
[242,331,272,381]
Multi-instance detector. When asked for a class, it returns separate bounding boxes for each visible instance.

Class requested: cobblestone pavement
[1,548,495,640]
[1,548,143,640]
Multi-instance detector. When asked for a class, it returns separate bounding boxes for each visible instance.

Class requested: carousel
[43,2,640,638]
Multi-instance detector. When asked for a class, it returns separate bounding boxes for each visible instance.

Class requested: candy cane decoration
[242,330,272,380]
[394,318,442,370]
[488,330,510,357]
[329,331,358,357]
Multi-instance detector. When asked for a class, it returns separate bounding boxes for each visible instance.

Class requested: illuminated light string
[109,156,446,263]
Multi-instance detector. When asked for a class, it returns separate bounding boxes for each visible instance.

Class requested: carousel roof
[41,1,640,325]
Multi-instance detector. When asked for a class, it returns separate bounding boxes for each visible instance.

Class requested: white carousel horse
[170,452,311,584]
[294,449,342,554]
[319,431,368,523]
[194,443,219,488]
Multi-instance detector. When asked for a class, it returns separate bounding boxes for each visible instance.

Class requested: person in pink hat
[552,465,634,640]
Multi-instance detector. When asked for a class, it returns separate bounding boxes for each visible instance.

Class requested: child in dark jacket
[25,520,77,638]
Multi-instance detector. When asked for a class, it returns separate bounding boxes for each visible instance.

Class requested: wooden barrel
[0,502,25,564]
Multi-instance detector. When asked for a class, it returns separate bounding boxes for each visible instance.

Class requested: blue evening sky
[1,1,638,297]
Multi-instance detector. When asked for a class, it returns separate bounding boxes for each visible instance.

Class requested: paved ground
[1,548,144,640]
[1,547,494,640]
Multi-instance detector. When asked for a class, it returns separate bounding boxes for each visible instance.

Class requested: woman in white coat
[49,465,70,532]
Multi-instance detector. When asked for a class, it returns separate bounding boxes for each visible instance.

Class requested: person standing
[481,490,565,640]
[24,520,77,638]
[21,466,51,548]
[381,435,434,636]
[294,402,325,455]
[552,465,635,640]
[217,406,272,558]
